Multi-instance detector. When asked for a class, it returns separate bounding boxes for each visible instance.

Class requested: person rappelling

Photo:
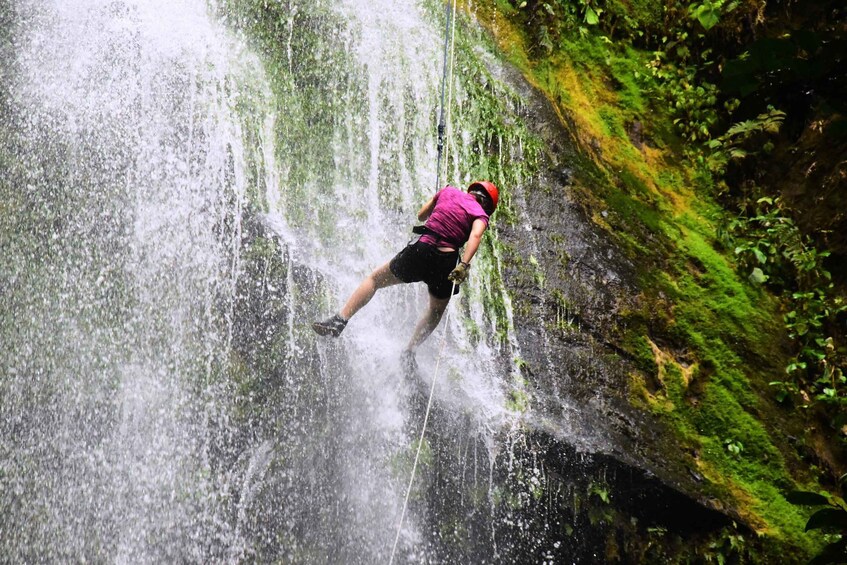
[311,0,492,362]
[311,180,499,354]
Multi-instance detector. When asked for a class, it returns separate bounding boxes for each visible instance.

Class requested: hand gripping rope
[388,1,458,563]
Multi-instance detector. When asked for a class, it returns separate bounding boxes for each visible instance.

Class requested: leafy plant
[578,0,602,26]
[512,0,603,54]
[768,378,799,404]
[705,107,785,175]
[724,438,744,458]
[787,476,847,564]
[689,0,740,31]
[706,525,747,565]
[644,31,721,144]
[723,196,847,413]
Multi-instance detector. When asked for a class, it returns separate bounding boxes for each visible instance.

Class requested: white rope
[389,2,459,562]
[442,0,458,184]
[388,282,456,564]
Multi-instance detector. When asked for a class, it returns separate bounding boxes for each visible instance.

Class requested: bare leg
[406,294,451,351]
[339,261,403,320]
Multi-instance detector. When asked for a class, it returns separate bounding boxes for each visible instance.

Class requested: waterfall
[1,0,276,560]
[252,0,515,559]
[1,0,533,562]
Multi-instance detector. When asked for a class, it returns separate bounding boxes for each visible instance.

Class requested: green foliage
[618,1,744,147]
[704,107,784,176]
[508,0,605,55]
[644,34,720,144]
[623,219,815,556]
[477,0,832,557]
[788,475,847,564]
[704,526,747,565]
[689,0,739,31]
[723,196,847,413]
[724,438,744,458]
[505,0,752,147]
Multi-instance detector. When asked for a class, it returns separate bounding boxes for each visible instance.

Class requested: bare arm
[461,219,487,264]
[417,195,437,221]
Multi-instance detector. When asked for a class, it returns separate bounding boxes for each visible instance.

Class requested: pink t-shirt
[419,186,489,249]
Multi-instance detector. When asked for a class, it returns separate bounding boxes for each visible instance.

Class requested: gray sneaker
[400,349,418,374]
[312,314,347,337]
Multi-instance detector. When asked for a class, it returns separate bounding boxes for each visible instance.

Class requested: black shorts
[389,240,460,299]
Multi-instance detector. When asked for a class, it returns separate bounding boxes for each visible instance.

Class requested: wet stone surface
[479,47,741,545]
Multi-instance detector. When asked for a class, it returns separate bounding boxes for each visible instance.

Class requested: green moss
[636,216,814,553]
[225,0,368,227]
[506,388,530,413]
[623,334,659,380]
[598,105,627,138]
[466,0,825,558]
[601,185,665,242]
[647,351,816,556]
[607,47,649,114]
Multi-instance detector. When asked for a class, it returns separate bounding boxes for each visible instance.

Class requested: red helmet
[468,181,499,213]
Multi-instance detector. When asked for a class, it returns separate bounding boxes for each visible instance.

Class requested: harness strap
[411,224,435,236]
[411,224,455,251]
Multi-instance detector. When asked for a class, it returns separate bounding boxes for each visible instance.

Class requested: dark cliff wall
[456,0,845,560]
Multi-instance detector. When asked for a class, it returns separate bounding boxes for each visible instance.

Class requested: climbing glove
[447,261,470,285]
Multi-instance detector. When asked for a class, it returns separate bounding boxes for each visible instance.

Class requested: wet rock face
[481,50,739,546]
[414,400,737,563]
[488,60,643,441]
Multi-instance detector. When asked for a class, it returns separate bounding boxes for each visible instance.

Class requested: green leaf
[805,507,847,532]
[752,247,767,264]
[786,491,830,506]
[584,6,599,25]
[749,267,768,284]
[809,538,847,565]
[695,7,721,31]
[786,361,807,374]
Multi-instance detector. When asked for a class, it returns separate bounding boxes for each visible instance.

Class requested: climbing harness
[388,1,458,563]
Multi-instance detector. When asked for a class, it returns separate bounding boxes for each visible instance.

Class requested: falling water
[255,0,516,559]
[0,0,579,561]
[1,0,277,560]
